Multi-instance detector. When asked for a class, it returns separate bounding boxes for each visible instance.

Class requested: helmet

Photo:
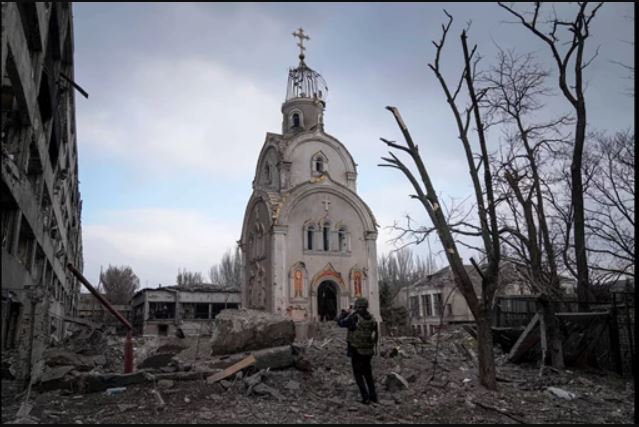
[354,297,368,310]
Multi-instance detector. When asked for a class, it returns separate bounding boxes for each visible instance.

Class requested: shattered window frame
[148,302,175,320]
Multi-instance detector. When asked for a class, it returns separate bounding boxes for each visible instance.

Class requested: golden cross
[292,27,310,58]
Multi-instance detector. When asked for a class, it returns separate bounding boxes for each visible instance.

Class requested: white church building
[240,29,380,325]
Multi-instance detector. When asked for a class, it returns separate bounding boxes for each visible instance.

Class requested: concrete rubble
[209,308,296,355]
[1,314,634,424]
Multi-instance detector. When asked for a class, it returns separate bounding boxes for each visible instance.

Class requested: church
[240,29,380,326]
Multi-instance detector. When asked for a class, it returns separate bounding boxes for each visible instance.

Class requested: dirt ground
[1,323,635,424]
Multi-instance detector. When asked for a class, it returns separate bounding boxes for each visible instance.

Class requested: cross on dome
[292,27,310,60]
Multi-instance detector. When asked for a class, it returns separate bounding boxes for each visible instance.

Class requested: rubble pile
[1,318,634,424]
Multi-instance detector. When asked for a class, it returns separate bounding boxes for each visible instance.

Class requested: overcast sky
[72,2,634,288]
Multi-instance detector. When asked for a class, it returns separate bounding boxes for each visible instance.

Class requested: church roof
[286,28,328,103]
[286,60,328,103]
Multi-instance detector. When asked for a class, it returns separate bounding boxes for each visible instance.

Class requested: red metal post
[124,329,134,373]
[67,263,134,373]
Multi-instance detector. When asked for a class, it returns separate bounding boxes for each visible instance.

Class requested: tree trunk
[476,308,497,390]
[538,296,565,369]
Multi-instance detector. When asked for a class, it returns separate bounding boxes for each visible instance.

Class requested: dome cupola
[282,28,328,134]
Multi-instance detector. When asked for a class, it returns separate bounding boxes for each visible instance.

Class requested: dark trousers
[350,350,377,402]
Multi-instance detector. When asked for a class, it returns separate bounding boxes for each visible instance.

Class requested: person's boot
[355,376,369,404]
[366,377,377,403]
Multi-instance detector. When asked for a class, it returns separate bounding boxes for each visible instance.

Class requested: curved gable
[284,131,356,189]
[276,181,377,233]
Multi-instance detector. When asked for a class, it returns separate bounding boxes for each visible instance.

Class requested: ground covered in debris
[2,323,634,424]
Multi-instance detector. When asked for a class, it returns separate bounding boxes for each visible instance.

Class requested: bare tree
[176,268,204,287]
[209,247,243,290]
[585,131,635,280]
[482,48,572,368]
[499,1,605,311]
[379,13,502,389]
[100,265,140,305]
[378,246,438,302]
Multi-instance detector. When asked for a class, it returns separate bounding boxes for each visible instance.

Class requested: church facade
[240,30,379,324]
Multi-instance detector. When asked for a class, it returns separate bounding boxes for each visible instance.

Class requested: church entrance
[317,280,338,321]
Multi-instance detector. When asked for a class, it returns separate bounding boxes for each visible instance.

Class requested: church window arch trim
[311,151,328,177]
[289,109,304,131]
[303,221,317,251]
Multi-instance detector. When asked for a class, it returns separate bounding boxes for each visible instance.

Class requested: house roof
[132,284,240,299]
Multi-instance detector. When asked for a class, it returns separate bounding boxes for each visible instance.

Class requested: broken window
[26,139,43,196]
[180,303,209,320]
[182,303,195,320]
[17,217,35,270]
[433,293,443,317]
[422,294,431,317]
[0,186,18,253]
[409,296,420,318]
[211,302,238,319]
[34,245,45,285]
[195,303,209,319]
[149,302,175,320]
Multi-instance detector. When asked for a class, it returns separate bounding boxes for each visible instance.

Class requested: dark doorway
[318,281,338,321]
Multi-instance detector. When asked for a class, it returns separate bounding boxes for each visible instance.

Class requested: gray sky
[72,2,634,288]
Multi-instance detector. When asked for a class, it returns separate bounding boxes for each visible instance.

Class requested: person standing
[337,297,378,404]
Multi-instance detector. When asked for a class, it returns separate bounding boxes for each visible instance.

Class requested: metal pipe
[66,263,132,330]
[66,263,134,373]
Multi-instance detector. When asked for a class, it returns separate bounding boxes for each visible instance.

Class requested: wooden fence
[493,293,635,377]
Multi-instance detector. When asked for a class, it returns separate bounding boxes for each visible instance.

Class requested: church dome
[286,59,328,104]
[286,28,328,104]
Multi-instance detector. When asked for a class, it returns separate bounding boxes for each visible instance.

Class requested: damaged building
[77,292,130,333]
[1,2,84,380]
[240,29,380,332]
[131,285,240,336]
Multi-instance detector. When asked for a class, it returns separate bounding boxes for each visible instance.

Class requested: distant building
[1,2,84,379]
[77,293,131,332]
[130,285,241,336]
[406,262,535,337]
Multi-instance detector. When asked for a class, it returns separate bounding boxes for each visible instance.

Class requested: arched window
[292,113,300,128]
[306,225,315,250]
[264,163,271,184]
[323,222,331,251]
[338,226,347,252]
[311,152,328,177]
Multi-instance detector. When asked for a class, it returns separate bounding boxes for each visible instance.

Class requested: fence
[493,293,635,377]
